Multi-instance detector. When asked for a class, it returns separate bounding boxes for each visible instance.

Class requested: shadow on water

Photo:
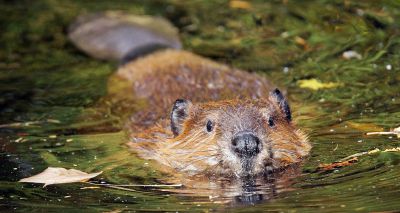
[1,0,400,212]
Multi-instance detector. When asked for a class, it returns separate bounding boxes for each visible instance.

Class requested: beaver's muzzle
[231,132,260,158]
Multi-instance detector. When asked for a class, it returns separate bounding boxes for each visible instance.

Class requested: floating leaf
[19,167,102,187]
[229,0,252,9]
[298,79,342,90]
[346,121,384,132]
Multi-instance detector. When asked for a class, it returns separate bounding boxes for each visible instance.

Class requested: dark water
[1,0,400,212]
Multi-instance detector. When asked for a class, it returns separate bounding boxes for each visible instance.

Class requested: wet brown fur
[119,49,311,177]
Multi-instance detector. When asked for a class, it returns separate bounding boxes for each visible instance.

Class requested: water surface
[1,0,400,212]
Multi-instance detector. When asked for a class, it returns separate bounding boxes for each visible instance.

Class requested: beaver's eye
[268,117,275,127]
[206,120,214,132]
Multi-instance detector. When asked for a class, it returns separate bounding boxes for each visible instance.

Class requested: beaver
[69,12,311,179]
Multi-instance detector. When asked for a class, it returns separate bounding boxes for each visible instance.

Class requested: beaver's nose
[231,132,260,157]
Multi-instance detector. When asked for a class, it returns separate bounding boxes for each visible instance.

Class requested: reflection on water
[160,167,301,205]
[1,0,400,212]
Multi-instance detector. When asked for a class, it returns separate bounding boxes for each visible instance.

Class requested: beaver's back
[69,12,311,181]
[116,49,274,130]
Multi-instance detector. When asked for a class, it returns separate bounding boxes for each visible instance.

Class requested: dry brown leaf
[317,157,358,171]
[19,167,102,187]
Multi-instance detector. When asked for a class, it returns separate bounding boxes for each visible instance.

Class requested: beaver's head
[169,89,310,177]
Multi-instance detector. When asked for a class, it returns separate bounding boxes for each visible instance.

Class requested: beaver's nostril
[255,137,260,146]
[232,138,238,146]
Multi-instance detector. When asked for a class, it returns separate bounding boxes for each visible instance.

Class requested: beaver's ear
[170,99,193,136]
[270,88,291,122]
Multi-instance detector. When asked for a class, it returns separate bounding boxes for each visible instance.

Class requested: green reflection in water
[1,0,400,212]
